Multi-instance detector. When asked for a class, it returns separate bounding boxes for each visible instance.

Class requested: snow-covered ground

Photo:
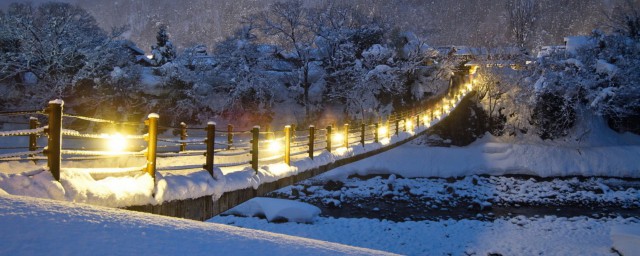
[0,193,393,256]
[211,212,640,256]
[211,211,640,256]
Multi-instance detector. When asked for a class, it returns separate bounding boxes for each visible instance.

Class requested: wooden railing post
[374,123,379,143]
[250,126,259,172]
[180,122,187,152]
[403,118,407,132]
[46,100,63,181]
[284,125,291,165]
[360,123,365,146]
[308,125,315,159]
[343,124,349,148]
[326,125,332,153]
[395,119,399,136]
[145,113,159,180]
[227,124,233,150]
[204,122,215,177]
[29,117,39,151]
[416,115,420,128]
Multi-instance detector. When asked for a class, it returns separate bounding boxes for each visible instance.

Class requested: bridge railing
[0,109,46,161]
[0,68,477,195]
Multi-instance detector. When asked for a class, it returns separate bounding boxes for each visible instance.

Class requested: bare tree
[507,0,537,51]
[258,1,316,123]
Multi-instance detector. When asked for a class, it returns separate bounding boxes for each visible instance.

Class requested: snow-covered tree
[0,2,108,104]
[604,0,640,39]
[257,1,317,123]
[150,24,176,66]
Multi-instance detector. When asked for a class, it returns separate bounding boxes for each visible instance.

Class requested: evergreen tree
[151,24,176,66]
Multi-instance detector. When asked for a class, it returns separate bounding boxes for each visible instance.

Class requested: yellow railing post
[146,113,159,180]
[308,125,315,159]
[326,125,332,153]
[395,119,399,136]
[204,122,215,177]
[180,122,187,152]
[250,126,259,172]
[46,100,63,181]
[29,117,39,151]
[284,125,291,165]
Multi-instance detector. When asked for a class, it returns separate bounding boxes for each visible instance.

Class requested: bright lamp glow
[107,133,128,152]
[405,120,413,130]
[378,126,388,137]
[434,110,442,118]
[332,132,344,143]
[267,140,283,152]
[466,83,473,90]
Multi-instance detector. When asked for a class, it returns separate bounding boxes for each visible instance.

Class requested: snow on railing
[0,126,47,137]
[62,129,146,140]
[60,149,146,156]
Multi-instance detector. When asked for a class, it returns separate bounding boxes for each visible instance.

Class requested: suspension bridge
[0,66,478,220]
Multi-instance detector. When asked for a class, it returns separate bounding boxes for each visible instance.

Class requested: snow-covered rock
[224,197,321,223]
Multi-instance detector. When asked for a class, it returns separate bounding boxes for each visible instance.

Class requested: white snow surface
[0,194,393,256]
[595,59,618,78]
[322,116,640,180]
[224,197,321,223]
[611,224,640,256]
[212,214,640,256]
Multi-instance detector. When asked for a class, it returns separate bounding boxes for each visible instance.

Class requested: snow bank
[224,197,321,223]
[321,134,640,180]
[60,169,154,207]
[611,225,640,256]
[155,168,225,202]
[0,194,394,256]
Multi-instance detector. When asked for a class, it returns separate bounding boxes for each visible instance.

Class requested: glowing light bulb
[107,133,127,152]
[332,133,344,143]
[378,126,388,137]
[405,120,413,130]
[267,140,283,152]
